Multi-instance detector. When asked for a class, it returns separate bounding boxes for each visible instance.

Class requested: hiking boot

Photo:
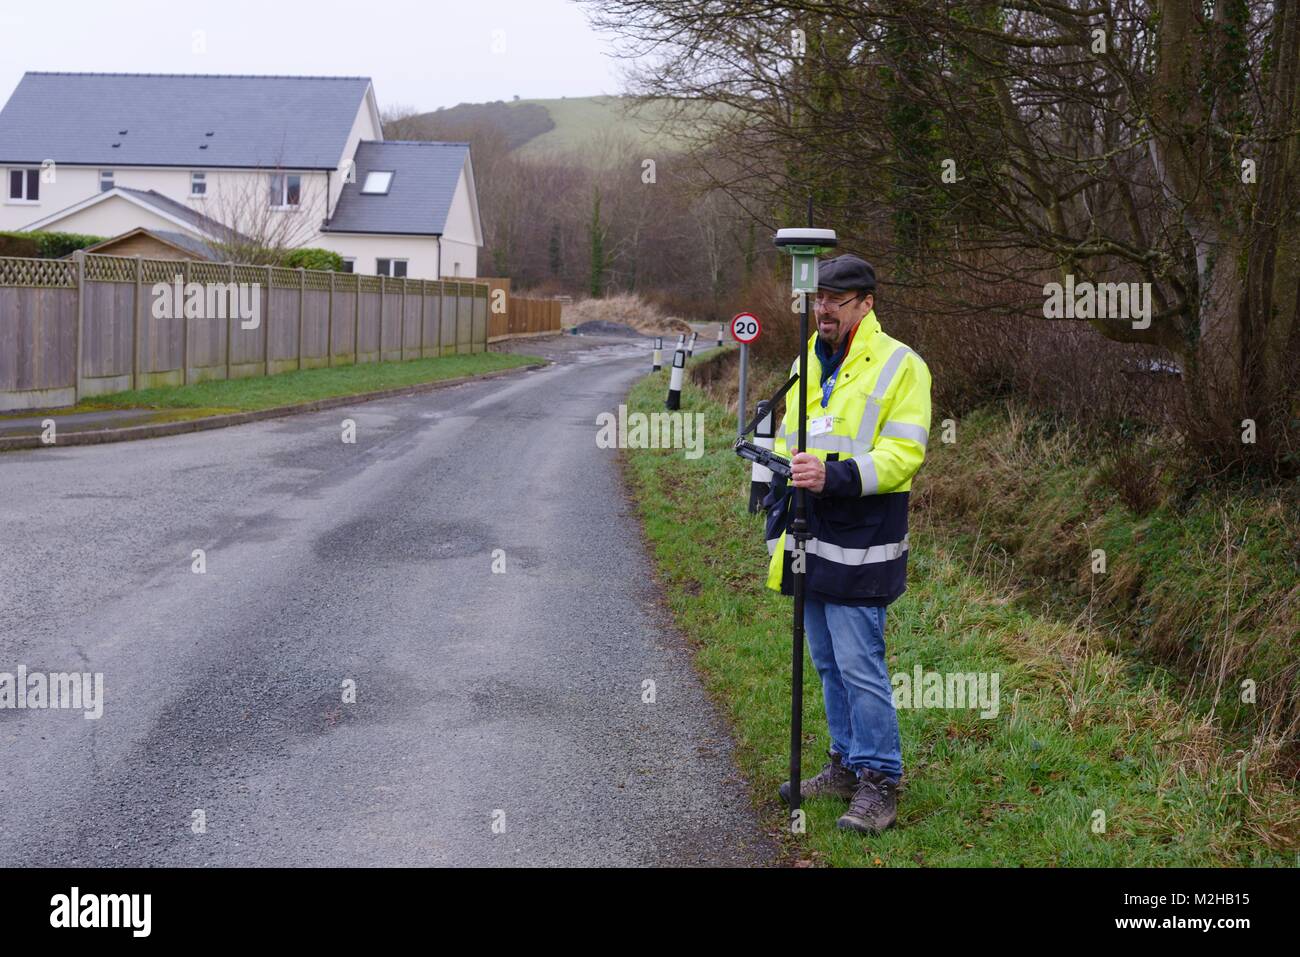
[836,768,899,834]
[779,751,858,805]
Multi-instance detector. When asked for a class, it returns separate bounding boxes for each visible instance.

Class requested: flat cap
[817,254,876,293]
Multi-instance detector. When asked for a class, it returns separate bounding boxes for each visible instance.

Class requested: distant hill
[393,100,556,151]
[392,95,727,165]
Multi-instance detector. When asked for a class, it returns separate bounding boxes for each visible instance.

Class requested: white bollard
[749,401,775,513]
[666,348,685,410]
[652,336,662,372]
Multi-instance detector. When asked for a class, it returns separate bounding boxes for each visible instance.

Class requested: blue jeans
[804,598,903,780]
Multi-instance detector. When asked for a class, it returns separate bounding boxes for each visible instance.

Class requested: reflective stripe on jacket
[764,310,931,605]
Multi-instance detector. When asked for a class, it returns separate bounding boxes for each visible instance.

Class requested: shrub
[281,247,345,271]
[0,230,105,258]
[0,232,39,258]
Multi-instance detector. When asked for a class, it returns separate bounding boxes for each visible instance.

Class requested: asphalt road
[0,334,776,866]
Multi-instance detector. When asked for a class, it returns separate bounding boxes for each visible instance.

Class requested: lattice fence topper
[304,270,333,292]
[190,262,228,284]
[454,281,484,298]
[141,259,181,285]
[0,256,77,288]
[84,255,139,283]
[232,264,264,286]
[266,266,298,289]
[0,254,494,299]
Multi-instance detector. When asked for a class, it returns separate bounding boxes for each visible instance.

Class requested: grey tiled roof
[116,188,240,239]
[0,72,371,168]
[324,141,469,236]
[46,187,252,246]
[83,228,222,260]
[149,230,222,259]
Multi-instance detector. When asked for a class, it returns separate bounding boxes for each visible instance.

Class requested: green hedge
[280,247,345,271]
[0,230,106,258]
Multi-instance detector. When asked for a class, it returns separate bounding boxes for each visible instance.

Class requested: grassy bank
[917,404,1300,759]
[28,352,543,420]
[622,368,1297,867]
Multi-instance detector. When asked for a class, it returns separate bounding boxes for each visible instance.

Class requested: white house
[0,72,482,279]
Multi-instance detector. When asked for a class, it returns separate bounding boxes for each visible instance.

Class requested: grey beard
[817,325,843,347]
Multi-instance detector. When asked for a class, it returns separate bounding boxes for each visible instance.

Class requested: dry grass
[563,292,693,335]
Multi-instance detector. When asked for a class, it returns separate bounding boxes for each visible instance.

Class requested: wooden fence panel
[266,287,298,370]
[0,286,75,393]
[455,285,472,353]
[0,254,515,409]
[440,286,457,356]
[82,281,135,379]
[358,280,382,359]
[332,282,358,361]
[302,288,331,364]
[381,282,403,361]
[421,286,441,358]
[472,290,486,353]
[485,277,510,340]
[402,282,422,356]
[480,281,564,343]
[224,284,264,370]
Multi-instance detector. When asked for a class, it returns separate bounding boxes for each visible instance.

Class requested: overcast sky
[0,0,628,112]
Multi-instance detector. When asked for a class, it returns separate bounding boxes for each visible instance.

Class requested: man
[764,254,931,834]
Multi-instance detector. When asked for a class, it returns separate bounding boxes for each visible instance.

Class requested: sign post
[731,311,761,438]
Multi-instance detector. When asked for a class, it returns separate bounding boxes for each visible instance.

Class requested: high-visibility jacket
[764,309,931,605]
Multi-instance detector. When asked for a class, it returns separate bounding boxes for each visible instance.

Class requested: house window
[7,168,39,202]
[269,172,301,208]
[191,171,206,196]
[376,258,407,278]
[99,170,114,192]
[361,171,393,195]
[453,261,461,277]
[339,258,355,273]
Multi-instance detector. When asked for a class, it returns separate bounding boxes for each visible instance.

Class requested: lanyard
[820,364,842,409]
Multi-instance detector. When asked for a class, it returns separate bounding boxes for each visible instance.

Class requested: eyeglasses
[812,292,861,311]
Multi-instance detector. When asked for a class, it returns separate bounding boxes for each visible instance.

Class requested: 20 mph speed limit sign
[731,312,761,343]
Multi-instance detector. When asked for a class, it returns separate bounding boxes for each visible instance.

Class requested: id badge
[809,414,834,436]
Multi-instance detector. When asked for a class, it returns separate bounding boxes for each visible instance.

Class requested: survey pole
[772,212,838,821]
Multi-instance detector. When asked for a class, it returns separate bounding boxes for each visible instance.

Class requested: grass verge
[916,403,1299,758]
[9,352,543,421]
[622,369,1298,867]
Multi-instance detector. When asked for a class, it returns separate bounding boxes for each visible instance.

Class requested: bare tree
[580,0,1300,470]
[380,103,431,140]
[205,165,325,265]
